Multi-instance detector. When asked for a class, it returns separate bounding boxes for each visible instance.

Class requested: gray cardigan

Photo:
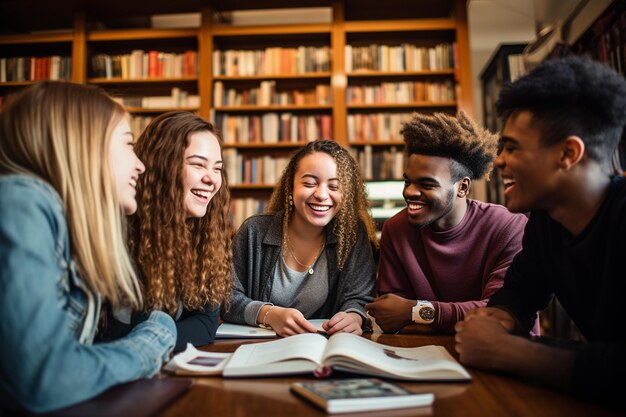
[223,211,375,327]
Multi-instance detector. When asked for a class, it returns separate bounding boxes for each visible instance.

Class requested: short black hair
[497,56,626,165]
[401,110,499,181]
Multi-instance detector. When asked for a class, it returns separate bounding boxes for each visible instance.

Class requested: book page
[226,333,328,369]
[216,319,328,339]
[321,333,470,380]
[163,343,232,375]
[216,323,277,339]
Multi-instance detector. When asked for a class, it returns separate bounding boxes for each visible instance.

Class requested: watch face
[419,306,435,321]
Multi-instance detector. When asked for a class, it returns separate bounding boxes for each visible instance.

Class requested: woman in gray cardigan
[223,140,378,337]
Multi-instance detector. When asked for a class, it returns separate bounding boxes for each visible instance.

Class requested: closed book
[291,378,434,414]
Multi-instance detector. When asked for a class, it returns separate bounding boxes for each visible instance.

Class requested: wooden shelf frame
[0,0,473,202]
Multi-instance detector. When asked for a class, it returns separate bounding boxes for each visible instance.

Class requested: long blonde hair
[0,81,142,309]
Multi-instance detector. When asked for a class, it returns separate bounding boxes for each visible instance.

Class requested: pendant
[308,267,314,275]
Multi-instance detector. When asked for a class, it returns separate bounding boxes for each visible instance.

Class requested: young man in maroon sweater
[454,57,626,408]
[366,111,529,334]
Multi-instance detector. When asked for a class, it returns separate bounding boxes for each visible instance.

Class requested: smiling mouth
[407,201,425,210]
[502,179,516,190]
[191,189,211,202]
[309,204,331,212]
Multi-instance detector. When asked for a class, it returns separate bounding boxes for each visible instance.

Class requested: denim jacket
[0,175,176,413]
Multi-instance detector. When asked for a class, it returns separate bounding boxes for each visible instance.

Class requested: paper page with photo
[163,343,232,376]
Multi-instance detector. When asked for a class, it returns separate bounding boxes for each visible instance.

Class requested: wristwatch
[412,300,435,324]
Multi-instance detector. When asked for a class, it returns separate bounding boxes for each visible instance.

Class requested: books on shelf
[216,319,328,339]
[291,378,434,414]
[346,80,454,104]
[354,145,405,181]
[212,46,331,76]
[216,113,332,144]
[165,332,471,380]
[345,43,455,72]
[230,197,267,231]
[223,149,289,186]
[129,115,154,138]
[0,56,71,82]
[111,87,199,109]
[214,80,331,107]
[347,112,412,143]
[90,50,198,79]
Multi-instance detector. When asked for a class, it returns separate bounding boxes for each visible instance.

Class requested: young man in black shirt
[454,57,626,408]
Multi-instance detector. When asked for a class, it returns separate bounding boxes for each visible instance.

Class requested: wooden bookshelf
[0,0,473,228]
[572,0,625,176]
[479,43,527,206]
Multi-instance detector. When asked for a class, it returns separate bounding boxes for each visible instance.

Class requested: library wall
[0,0,473,230]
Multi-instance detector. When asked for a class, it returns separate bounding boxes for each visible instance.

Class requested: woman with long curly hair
[100,111,232,352]
[222,139,377,337]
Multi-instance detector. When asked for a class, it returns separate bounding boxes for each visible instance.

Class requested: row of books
[213,81,331,107]
[223,149,290,186]
[581,4,626,76]
[212,46,331,76]
[347,112,413,142]
[0,56,71,83]
[230,197,267,231]
[90,50,198,79]
[507,54,527,82]
[215,113,332,144]
[112,87,199,109]
[353,145,405,181]
[129,115,154,137]
[346,80,455,104]
[345,43,456,72]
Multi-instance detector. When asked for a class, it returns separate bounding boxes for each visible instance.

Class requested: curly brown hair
[130,111,233,315]
[266,140,378,269]
[401,111,498,180]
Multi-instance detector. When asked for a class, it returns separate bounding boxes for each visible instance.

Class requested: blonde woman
[223,140,377,337]
[0,82,176,413]
[100,111,232,352]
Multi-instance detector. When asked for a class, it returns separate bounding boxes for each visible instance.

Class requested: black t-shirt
[489,176,626,406]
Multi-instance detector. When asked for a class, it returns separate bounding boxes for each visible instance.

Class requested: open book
[166,333,470,381]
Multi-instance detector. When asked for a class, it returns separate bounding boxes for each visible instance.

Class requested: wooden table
[158,333,622,417]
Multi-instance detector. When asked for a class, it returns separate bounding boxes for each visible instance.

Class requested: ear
[456,177,471,198]
[559,136,585,169]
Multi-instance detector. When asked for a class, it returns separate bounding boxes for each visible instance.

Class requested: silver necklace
[285,234,325,275]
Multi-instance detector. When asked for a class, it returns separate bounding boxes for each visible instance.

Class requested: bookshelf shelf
[0,80,38,87]
[347,70,455,78]
[213,73,332,81]
[344,19,457,32]
[88,77,198,84]
[87,29,198,42]
[224,142,308,149]
[231,184,276,190]
[347,102,456,109]
[125,107,199,114]
[215,104,332,112]
[0,33,73,45]
[0,0,472,229]
[350,140,405,146]
[212,24,331,36]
